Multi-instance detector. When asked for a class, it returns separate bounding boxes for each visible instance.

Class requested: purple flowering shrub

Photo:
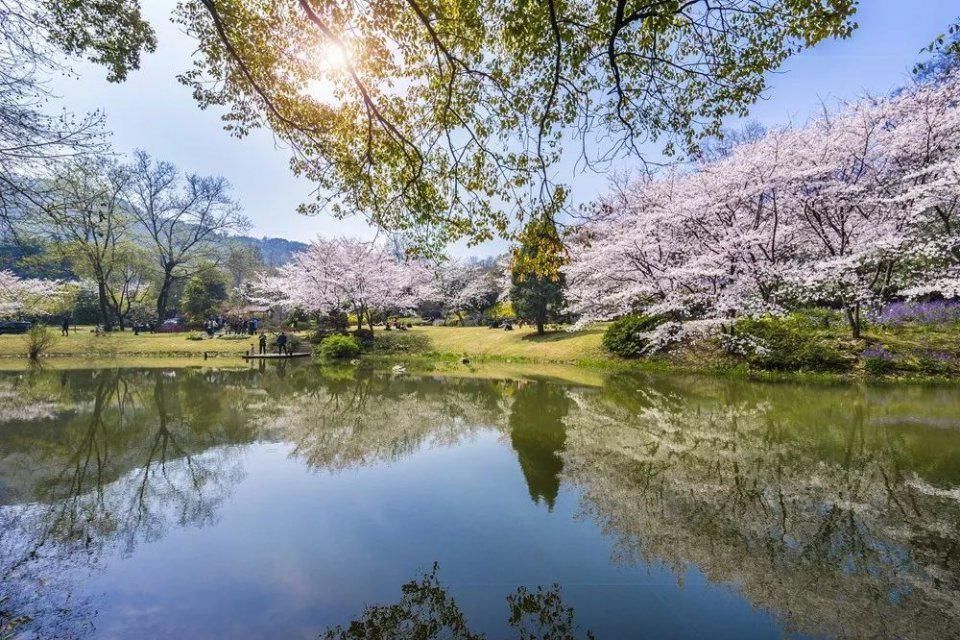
[870,301,960,326]
[861,344,898,374]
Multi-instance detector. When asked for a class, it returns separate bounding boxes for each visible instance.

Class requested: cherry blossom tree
[0,271,62,318]
[254,237,428,330]
[423,259,501,325]
[566,68,960,344]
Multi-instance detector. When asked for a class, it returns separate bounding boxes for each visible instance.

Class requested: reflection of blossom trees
[263,373,513,471]
[562,375,960,640]
[0,366,958,638]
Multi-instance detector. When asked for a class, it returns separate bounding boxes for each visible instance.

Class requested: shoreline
[2,350,957,388]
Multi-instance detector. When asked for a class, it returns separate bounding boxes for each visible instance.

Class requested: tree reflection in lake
[320,564,593,640]
[0,368,257,638]
[508,380,569,510]
[0,365,957,639]
[563,373,960,640]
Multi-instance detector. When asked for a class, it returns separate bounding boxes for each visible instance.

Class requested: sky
[51,0,960,256]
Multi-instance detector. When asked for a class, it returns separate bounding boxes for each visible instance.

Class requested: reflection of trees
[562,374,960,640]
[262,372,513,471]
[0,368,258,639]
[508,381,569,510]
[0,366,958,639]
[321,564,592,640]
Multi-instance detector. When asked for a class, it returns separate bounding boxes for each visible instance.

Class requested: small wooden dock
[242,352,311,360]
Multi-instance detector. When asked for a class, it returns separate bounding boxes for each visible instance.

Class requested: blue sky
[51,1,959,256]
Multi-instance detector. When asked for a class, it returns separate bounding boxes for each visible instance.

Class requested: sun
[316,40,351,73]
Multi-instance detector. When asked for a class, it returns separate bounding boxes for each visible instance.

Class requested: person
[276,331,288,356]
[61,316,70,337]
[258,331,267,355]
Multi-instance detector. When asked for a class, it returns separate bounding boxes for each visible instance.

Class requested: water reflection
[319,564,593,640]
[508,380,569,510]
[565,373,960,639]
[0,366,957,639]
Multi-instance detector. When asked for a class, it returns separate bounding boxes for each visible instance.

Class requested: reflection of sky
[76,436,788,640]
[48,1,960,256]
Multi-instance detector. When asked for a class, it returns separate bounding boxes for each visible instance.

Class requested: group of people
[257,330,291,355]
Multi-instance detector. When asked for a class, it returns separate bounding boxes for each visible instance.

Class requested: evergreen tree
[510,215,567,335]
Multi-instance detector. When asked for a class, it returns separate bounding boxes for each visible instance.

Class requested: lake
[0,364,958,639]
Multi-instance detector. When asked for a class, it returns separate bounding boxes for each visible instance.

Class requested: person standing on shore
[258,331,267,355]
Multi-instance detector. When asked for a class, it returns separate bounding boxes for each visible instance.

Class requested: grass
[406,325,606,362]
[1,320,957,384]
[0,326,277,361]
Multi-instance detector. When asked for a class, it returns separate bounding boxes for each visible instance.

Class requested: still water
[0,364,958,639]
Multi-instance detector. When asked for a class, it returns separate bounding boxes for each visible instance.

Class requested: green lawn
[408,325,606,362]
[0,324,607,364]
[0,327,267,360]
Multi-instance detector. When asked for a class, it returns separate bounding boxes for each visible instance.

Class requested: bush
[862,345,898,375]
[371,331,431,354]
[186,332,205,341]
[737,315,849,372]
[24,324,54,360]
[316,334,361,360]
[870,300,960,326]
[351,329,375,347]
[602,315,663,358]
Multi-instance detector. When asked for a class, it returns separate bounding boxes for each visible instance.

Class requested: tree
[181,266,229,321]
[425,258,501,324]
[254,237,427,330]
[124,151,248,321]
[0,270,61,318]
[168,0,856,250]
[510,215,567,334]
[0,1,155,236]
[565,68,960,343]
[103,243,152,329]
[915,17,959,81]
[36,158,131,330]
[223,241,264,291]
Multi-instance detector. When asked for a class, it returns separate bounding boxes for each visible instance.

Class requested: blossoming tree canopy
[253,237,428,328]
[565,67,960,345]
[173,0,858,249]
[0,271,62,318]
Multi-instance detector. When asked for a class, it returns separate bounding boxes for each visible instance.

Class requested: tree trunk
[844,303,862,340]
[156,264,175,321]
[97,280,113,331]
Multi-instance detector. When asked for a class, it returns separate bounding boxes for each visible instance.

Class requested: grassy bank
[2,322,958,384]
[406,325,606,361]
[0,327,274,360]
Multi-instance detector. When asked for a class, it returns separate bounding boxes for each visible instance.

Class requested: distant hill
[0,233,308,278]
[232,236,308,267]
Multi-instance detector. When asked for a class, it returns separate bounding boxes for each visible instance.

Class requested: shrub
[351,329,375,347]
[870,300,960,326]
[316,334,361,360]
[737,315,849,372]
[915,350,957,375]
[371,330,431,354]
[862,345,898,375]
[186,332,205,341]
[602,315,663,358]
[24,324,53,361]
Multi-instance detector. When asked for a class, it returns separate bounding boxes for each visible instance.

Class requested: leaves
[173,0,858,249]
